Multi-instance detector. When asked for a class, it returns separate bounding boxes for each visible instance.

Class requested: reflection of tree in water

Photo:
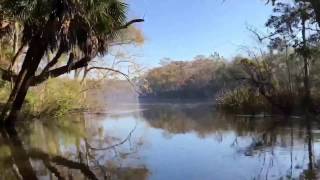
[141,104,320,179]
[140,104,294,137]
[235,119,320,179]
[0,113,149,180]
[141,104,221,137]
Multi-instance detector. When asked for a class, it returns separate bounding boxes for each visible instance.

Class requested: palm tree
[0,0,143,126]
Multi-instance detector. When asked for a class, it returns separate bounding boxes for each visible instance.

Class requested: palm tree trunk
[1,35,47,126]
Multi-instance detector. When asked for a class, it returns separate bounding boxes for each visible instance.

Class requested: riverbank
[0,79,91,120]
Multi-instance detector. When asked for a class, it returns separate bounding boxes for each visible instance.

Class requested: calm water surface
[1,101,320,180]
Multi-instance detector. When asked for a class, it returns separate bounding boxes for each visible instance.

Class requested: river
[0,100,319,180]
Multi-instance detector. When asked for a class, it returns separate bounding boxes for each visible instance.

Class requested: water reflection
[0,102,320,179]
[139,103,320,179]
[0,113,148,180]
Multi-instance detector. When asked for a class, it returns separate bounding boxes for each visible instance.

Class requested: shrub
[216,87,268,114]
[25,78,87,118]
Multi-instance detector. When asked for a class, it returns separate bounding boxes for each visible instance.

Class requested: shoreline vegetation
[134,1,320,118]
[0,78,90,120]
[0,0,144,126]
[138,53,320,116]
[0,79,137,120]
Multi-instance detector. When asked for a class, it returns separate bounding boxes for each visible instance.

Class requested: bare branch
[86,124,137,151]
[86,66,130,79]
[246,25,277,42]
[85,66,141,94]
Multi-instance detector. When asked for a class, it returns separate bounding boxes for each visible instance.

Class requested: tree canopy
[0,0,143,124]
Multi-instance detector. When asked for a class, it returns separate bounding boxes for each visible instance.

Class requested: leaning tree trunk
[0,127,38,179]
[1,35,47,126]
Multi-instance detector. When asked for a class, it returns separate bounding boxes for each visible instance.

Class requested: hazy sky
[128,0,273,67]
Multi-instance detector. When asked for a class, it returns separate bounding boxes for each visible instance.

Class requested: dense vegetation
[0,0,319,121]
[139,1,320,115]
[139,55,243,98]
[139,49,320,114]
[0,0,143,126]
[0,1,319,179]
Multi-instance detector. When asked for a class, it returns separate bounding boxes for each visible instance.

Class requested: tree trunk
[306,117,315,172]
[1,35,47,126]
[285,45,293,93]
[0,127,38,180]
[301,12,311,111]
[81,66,89,83]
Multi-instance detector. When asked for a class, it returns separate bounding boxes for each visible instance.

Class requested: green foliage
[216,87,268,113]
[0,0,129,56]
[0,0,143,121]
[25,78,86,118]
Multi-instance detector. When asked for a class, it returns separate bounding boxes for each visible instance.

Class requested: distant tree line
[139,45,320,113]
[139,0,320,115]
[138,55,245,98]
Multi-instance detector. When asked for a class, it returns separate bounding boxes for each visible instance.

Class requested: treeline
[139,47,320,114]
[140,1,320,115]
[138,55,244,98]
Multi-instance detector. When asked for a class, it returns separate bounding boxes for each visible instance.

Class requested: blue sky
[128,0,273,67]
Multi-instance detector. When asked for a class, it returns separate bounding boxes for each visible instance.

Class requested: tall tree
[0,0,143,126]
[265,1,319,110]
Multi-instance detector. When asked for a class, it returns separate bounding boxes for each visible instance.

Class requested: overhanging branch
[86,66,130,79]
[1,19,144,87]
[117,19,144,30]
[40,46,66,75]
[31,56,91,86]
[85,66,140,93]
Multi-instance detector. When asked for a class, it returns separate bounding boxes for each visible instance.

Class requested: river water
[1,101,320,180]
